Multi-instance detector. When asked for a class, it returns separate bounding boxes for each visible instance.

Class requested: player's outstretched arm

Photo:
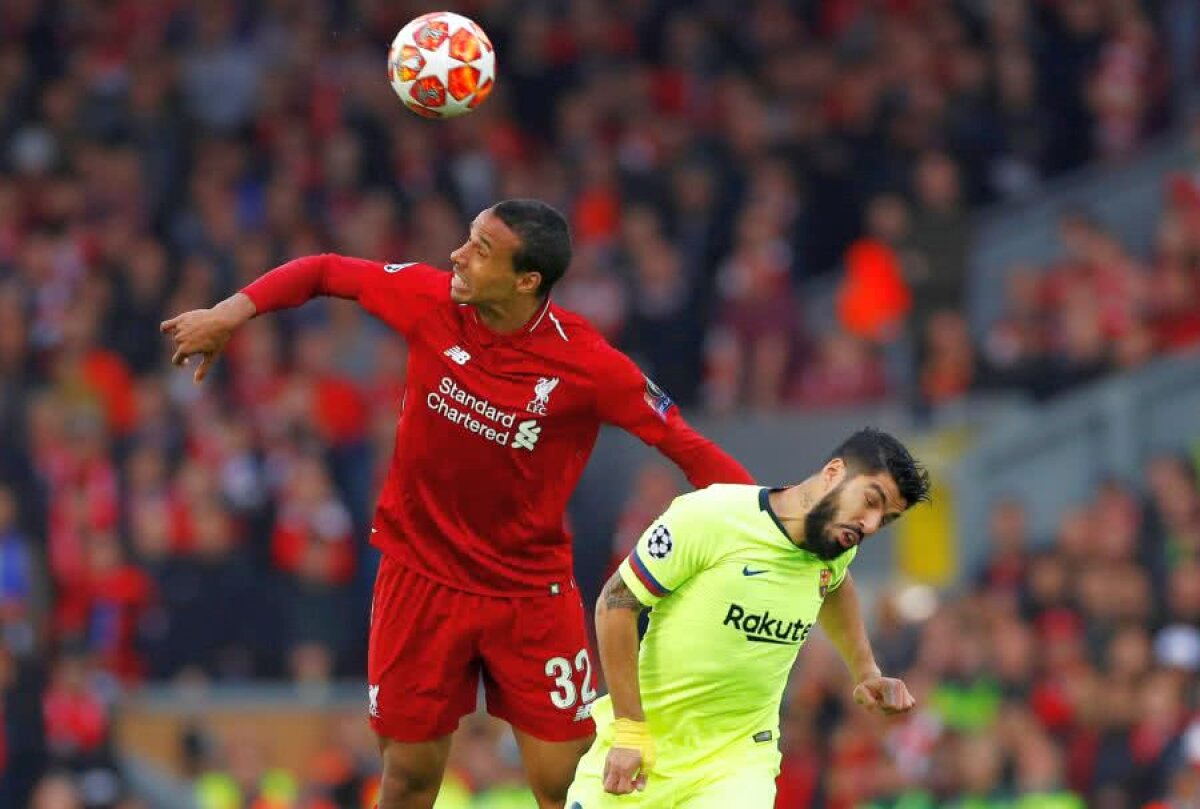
[162,254,416,383]
[594,350,753,488]
[160,292,256,383]
[595,571,655,795]
[818,572,916,715]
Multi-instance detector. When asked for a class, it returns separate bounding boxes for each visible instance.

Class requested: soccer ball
[388,12,496,119]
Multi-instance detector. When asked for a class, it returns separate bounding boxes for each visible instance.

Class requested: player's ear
[822,458,846,491]
[515,270,543,296]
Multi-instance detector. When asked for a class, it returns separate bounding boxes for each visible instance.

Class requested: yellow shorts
[565,738,777,809]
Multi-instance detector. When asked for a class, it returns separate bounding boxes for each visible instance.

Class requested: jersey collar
[468,297,552,346]
[759,487,792,543]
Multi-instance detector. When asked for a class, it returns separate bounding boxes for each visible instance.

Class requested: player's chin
[449,286,471,304]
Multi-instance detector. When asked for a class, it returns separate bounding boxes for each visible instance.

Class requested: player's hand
[604,718,655,794]
[853,676,916,715]
[160,308,238,383]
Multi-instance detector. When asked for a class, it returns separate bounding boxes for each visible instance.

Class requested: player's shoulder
[379,261,452,295]
[533,302,629,371]
[670,484,763,522]
[539,302,605,347]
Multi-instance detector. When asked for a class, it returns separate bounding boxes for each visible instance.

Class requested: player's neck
[769,479,822,548]
[473,295,547,334]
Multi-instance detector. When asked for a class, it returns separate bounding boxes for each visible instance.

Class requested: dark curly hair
[828,428,932,509]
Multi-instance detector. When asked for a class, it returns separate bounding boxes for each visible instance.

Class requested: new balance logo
[444,346,472,365]
[573,703,593,722]
[512,419,541,451]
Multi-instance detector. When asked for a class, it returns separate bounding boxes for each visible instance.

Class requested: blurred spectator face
[191,502,233,560]
[914,152,962,210]
[632,240,685,294]
[1055,507,1093,559]
[125,445,167,493]
[995,48,1037,108]
[992,619,1034,681]
[0,484,15,533]
[30,774,82,809]
[958,733,1003,794]
[1105,624,1151,680]
[988,498,1028,556]
[0,283,27,370]
[865,194,910,243]
[1027,553,1069,609]
[224,733,268,793]
[130,501,171,562]
[671,164,716,217]
[290,641,333,684]
[58,301,102,354]
[620,205,664,252]
[1058,213,1102,262]
[85,532,124,575]
[126,239,168,300]
[1092,481,1139,561]
[295,327,335,376]
[1014,733,1067,791]
[1138,670,1185,728]
[1146,455,1199,520]
[1167,561,1200,622]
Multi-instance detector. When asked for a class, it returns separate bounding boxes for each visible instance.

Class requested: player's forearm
[817,573,882,682]
[211,291,257,328]
[656,418,754,488]
[596,573,647,721]
[241,253,366,313]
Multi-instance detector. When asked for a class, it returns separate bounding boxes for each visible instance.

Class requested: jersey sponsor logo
[742,566,768,577]
[443,345,472,365]
[526,376,559,415]
[646,525,673,559]
[512,419,542,451]
[819,569,832,597]
[368,684,381,718]
[426,376,546,452]
[723,603,813,646]
[643,376,673,420]
[384,262,416,273]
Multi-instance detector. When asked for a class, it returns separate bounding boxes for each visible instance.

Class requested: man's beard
[803,484,851,560]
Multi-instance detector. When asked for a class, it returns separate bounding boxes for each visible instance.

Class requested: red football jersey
[243,255,752,595]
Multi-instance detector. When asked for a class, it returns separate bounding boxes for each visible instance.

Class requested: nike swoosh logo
[742,566,768,577]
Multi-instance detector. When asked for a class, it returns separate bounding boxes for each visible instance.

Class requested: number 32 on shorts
[545,648,597,710]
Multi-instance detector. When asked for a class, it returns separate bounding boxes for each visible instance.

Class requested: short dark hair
[828,428,931,509]
[491,199,572,297]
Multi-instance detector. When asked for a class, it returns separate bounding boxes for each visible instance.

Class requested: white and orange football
[388,11,496,119]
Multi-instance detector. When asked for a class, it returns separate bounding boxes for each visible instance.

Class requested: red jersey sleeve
[241,255,449,336]
[593,346,754,488]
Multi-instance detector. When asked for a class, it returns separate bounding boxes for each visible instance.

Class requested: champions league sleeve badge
[643,376,674,420]
[646,524,673,559]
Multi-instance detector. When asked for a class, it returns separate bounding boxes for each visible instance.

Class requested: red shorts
[367,554,598,743]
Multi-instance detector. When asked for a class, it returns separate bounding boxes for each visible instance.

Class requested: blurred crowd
[1,0,1200,806]
[902,160,1200,412]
